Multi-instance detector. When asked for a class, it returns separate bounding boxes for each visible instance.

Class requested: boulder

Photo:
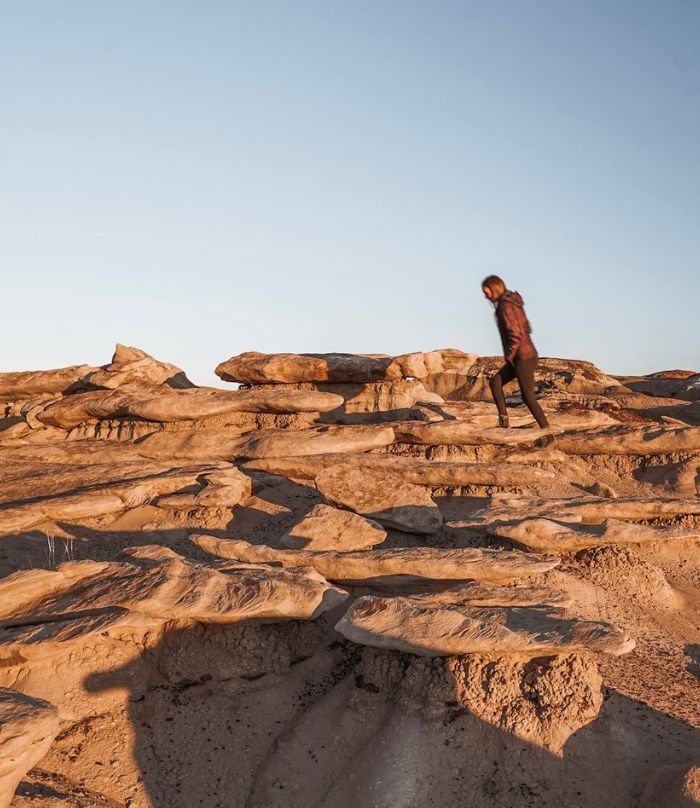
[157,467,253,509]
[314,465,443,534]
[191,535,560,585]
[335,596,635,657]
[281,504,387,551]
[0,689,61,808]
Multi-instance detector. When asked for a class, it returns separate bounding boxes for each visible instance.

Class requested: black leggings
[489,357,549,428]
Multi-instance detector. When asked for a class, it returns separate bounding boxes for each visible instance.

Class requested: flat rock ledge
[280,504,387,551]
[245,453,556,487]
[191,535,560,584]
[136,424,395,461]
[335,595,635,657]
[0,553,347,655]
[315,465,443,534]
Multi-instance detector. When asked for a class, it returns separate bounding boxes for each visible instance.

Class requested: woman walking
[481,275,550,429]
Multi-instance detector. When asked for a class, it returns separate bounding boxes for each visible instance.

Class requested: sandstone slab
[137,424,395,462]
[463,494,700,526]
[0,689,61,808]
[280,504,387,551]
[554,425,700,455]
[36,386,344,428]
[335,596,635,657]
[483,517,700,554]
[216,351,451,384]
[245,453,555,487]
[314,465,442,534]
[393,421,555,447]
[191,535,560,584]
[0,554,347,628]
[0,365,96,403]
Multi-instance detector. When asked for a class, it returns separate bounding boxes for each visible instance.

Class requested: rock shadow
[61,625,700,808]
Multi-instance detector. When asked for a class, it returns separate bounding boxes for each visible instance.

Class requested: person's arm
[499,300,524,363]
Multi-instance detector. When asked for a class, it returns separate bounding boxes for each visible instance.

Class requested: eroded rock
[0,689,61,808]
[280,504,387,551]
[191,535,560,584]
[137,424,395,462]
[245,453,556,487]
[0,554,347,628]
[314,465,442,534]
[336,596,635,657]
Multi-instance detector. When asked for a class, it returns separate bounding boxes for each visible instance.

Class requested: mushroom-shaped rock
[0,689,60,808]
[191,535,560,585]
[314,465,443,534]
[335,596,635,657]
[215,351,448,384]
[280,504,387,551]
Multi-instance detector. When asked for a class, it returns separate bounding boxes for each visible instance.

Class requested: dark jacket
[495,290,538,364]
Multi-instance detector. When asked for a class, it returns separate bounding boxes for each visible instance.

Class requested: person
[481,275,550,429]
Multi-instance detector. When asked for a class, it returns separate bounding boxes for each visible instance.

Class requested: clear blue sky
[1,1,698,385]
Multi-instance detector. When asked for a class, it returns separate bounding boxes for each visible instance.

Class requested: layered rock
[0,553,346,630]
[0,464,227,536]
[264,378,443,418]
[244,453,556,487]
[552,425,700,455]
[393,421,555,446]
[314,464,443,534]
[422,356,621,402]
[35,385,344,429]
[0,365,96,402]
[481,517,700,554]
[0,689,61,808]
[191,535,560,584]
[462,494,700,526]
[137,424,395,461]
[280,504,386,551]
[336,595,635,657]
[216,351,451,384]
[84,344,193,389]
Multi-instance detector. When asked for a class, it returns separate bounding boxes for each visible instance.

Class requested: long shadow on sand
[70,620,700,808]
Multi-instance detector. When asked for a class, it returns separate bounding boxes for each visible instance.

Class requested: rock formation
[0,345,696,808]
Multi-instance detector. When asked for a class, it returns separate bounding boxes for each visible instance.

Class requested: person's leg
[489,363,516,425]
[514,357,550,428]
